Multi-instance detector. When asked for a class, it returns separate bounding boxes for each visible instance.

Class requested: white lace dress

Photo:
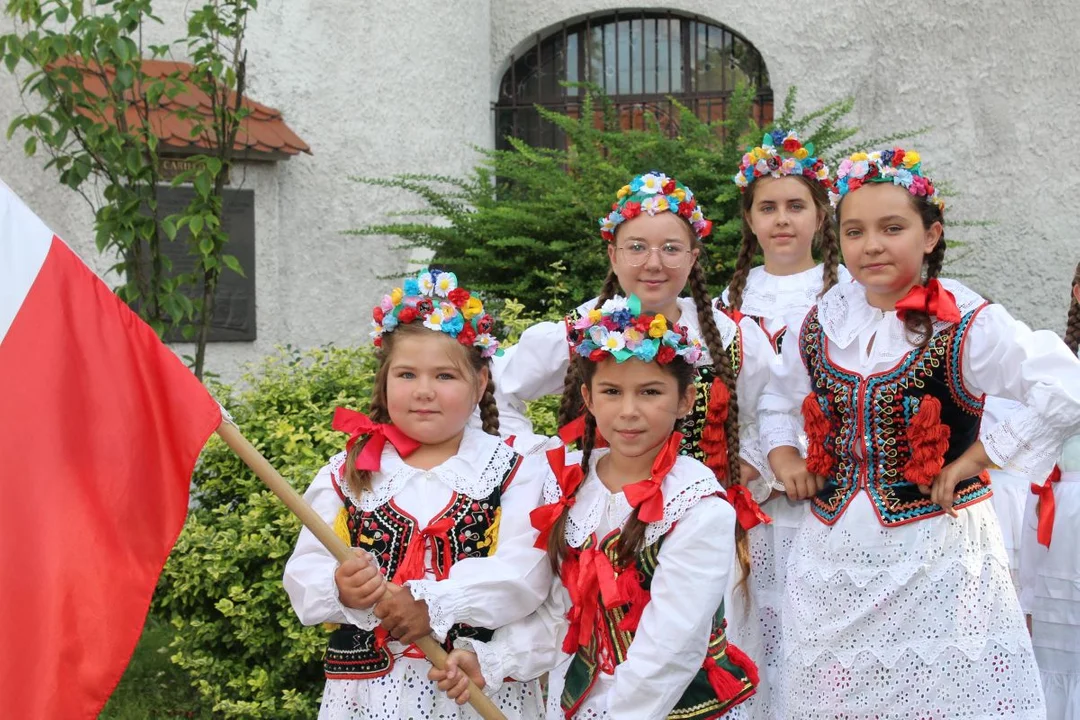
[720,263,852,720]
[981,396,1034,592]
[759,279,1080,719]
[283,427,551,719]
[462,451,748,720]
[1020,361,1080,718]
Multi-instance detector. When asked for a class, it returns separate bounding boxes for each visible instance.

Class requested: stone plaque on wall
[152,186,257,342]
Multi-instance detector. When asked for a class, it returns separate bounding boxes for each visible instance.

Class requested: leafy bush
[351,86,924,313]
[157,345,378,717]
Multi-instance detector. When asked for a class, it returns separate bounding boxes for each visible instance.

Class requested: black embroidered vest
[799,305,991,526]
[560,528,755,719]
[323,453,521,679]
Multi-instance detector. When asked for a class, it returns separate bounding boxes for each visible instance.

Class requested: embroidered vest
[564,309,743,463]
[559,529,756,719]
[799,305,991,526]
[322,454,521,679]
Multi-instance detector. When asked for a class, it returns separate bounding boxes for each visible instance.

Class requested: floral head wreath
[733,130,833,191]
[831,148,944,213]
[568,294,704,366]
[371,268,502,357]
[599,172,712,242]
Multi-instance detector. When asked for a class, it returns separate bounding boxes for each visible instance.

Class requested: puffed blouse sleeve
[757,309,814,459]
[282,463,379,631]
[963,303,1080,478]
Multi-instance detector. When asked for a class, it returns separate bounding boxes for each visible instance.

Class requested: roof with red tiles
[58,59,310,159]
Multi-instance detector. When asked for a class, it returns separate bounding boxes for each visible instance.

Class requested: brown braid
[899,199,947,347]
[817,208,841,295]
[594,270,622,308]
[726,230,759,313]
[479,375,500,436]
[1066,261,1080,355]
[344,323,495,496]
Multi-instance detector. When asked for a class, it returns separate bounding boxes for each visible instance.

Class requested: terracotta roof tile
[56,58,310,158]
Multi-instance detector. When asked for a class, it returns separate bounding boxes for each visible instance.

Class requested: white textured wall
[1,0,493,381]
[493,0,1080,332]
[2,0,1077,382]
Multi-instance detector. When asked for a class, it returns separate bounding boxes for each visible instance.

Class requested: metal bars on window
[495,11,773,150]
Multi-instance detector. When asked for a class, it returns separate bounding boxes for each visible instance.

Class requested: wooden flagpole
[215,419,506,720]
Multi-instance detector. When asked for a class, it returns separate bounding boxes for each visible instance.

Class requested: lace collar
[815,277,985,361]
[330,426,518,510]
[721,264,852,320]
[545,448,721,548]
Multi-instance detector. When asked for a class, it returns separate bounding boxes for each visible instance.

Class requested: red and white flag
[0,179,222,718]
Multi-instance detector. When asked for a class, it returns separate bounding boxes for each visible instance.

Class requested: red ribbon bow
[332,407,421,472]
[529,447,584,549]
[561,548,625,655]
[894,278,961,324]
[623,432,682,524]
[1031,465,1061,548]
[391,516,456,584]
[557,414,608,448]
[725,485,773,530]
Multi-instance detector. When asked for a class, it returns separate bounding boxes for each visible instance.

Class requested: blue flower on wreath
[441,312,465,337]
[611,308,632,327]
[382,314,399,332]
[770,129,787,146]
[403,278,420,296]
[894,168,913,187]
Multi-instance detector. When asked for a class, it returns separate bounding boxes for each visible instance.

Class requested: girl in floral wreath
[433,296,757,719]
[491,170,776,590]
[759,148,1080,718]
[1019,259,1080,719]
[723,130,851,719]
[283,268,552,720]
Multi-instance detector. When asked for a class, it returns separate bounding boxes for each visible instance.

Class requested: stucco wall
[494,0,1080,333]
[2,0,1077,382]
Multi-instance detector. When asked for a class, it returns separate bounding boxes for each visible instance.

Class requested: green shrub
[350,86,926,313]
[157,345,378,718]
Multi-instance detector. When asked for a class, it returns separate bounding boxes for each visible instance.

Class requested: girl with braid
[432,297,757,718]
[1019,260,1080,718]
[284,268,552,720]
[761,149,1080,718]
[725,130,850,719]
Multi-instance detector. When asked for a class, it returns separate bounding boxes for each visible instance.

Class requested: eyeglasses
[616,241,693,268]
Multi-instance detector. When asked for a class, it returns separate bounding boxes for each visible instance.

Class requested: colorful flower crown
[568,294,704,366]
[599,172,712,242]
[371,268,502,357]
[832,148,944,212]
[733,130,833,191]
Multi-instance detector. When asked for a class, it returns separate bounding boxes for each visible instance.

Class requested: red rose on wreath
[398,307,418,324]
[448,288,470,308]
[697,219,713,238]
[678,198,696,218]
[621,201,642,220]
[589,348,608,362]
[848,178,864,192]
[373,306,385,323]
[892,149,905,167]
[662,178,676,194]
[782,138,801,153]
[373,336,383,348]
[632,315,652,333]
[416,298,434,314]
[476,314,493,333]
[457,324,477,347]
[656,345,676,364]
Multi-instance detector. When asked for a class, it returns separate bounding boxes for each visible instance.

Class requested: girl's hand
[334,549,385,609]
[738,460,760,487]
[768,446,825,501]
[374,583,432,644]
[918,441,992,517]
[428,650,484,705]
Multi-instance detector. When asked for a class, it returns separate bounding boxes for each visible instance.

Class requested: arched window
[495,11,773,150]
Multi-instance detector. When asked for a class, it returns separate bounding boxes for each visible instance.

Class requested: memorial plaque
[131,186,257,342]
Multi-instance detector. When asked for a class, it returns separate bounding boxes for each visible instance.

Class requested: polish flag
[0,179,222,718]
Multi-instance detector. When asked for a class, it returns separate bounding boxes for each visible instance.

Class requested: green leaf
[189,214,204,235]
[193,172,211,199]
[23,135,37,156]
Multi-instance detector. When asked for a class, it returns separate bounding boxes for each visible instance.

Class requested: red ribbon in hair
[557,414,607,448]
[895,278,961,324]
[725,484,773,530]
[560,548,625,655]
[1030,465,1061,548]
[391,516,456,584]
[333,407,421,472]
[623,432,682,524]
[529,446,584,549]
